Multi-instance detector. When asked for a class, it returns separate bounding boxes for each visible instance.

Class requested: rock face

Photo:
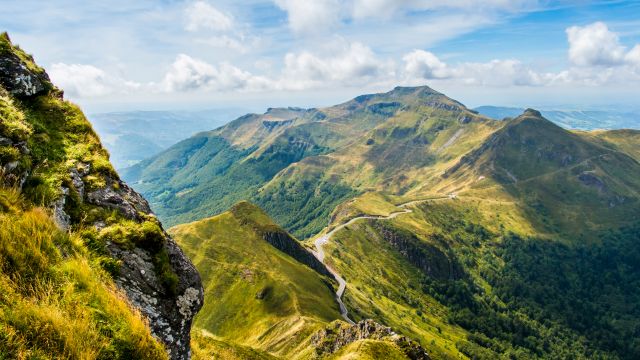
[0,34,203,360]
[91,177,204,360]
[0,34,50,97]
[371,222,464,281]
[260,230,333,278]
[311,319,430,360]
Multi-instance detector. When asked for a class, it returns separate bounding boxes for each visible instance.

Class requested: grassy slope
[169,202,341,359]
[254,98,500,238]
[125,86,498,239]
[0,188,166,359]
[312,112,640,359]
[0,33,170,358]
[438,111,640,238]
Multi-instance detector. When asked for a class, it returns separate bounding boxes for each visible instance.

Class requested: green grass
[327,339,409,360]
[169,203,341,358]
[0,34,183,358]
[0,188,166,360]
[191,330,279,360]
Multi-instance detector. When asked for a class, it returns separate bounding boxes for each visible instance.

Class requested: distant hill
[474,105,640,130]
[89,109,244,169]
[122,86,499,237]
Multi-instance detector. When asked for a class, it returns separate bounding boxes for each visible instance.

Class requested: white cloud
[625,45,640,67]
[274,0,341,34]
[403,50,450,79]
[279,41,394,89]
[49,63,140,98]
[402,50,551,86]
[566,22,627,67]
[160,54,270,92]
[185,1,233,32]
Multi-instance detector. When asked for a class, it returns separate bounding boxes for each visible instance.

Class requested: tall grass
[0,189,167,360]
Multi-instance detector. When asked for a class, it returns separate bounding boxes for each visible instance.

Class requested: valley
[130,86,640,359]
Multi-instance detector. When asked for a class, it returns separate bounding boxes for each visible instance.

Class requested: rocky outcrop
[106,227,203,360]
[87,180,152,221]
[262,119,294,131]
[0,34,203,360]
[89,176,203,360]
[261,230,333,278]
[371,222,463,281]
[0,34,50,97]
[311,319,430,360]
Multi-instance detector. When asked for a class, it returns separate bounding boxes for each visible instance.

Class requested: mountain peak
[389,85,441,96]
[522,108,542,117]
[0,32,54,98]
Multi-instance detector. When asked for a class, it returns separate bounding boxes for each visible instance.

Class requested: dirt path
[310,199,438,323]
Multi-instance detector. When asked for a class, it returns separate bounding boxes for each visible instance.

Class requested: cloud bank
[50,16,640,99]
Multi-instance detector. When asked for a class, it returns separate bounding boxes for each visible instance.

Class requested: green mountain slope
[441,109,640,236]
[123,81,640,359]
[169,202,429,359]
[124,86,499,238]
[318,194,640,359]
[0,33,202,359]
[170,202,340,358]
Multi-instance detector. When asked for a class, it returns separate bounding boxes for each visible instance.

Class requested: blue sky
[2,0,640,113]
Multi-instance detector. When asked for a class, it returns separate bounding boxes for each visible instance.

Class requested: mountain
[89,110,241,169]
[0,33,202,359]
[474,105,640,130]
[127,82,640,359]
[170,201,429,360]
[122,86,500,237]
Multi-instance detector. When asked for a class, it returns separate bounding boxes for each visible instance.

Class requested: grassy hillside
[125,86,499,238]
[122,77,640,359]
[440,110,640,237]
[317,193,639,359]
[0,188,166,359]
[0,33,201,358]
[169,202,342,358]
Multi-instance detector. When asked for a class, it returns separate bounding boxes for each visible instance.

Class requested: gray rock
[311,319,430,360]
[90,177,203,360]
[69,165,87,200]
[86,180,151,220]
[53,187,71,230]
[0,49,49,97]
[107,232,203,360]
[0,136,11,146]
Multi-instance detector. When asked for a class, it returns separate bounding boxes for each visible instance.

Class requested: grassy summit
[169,202,341,358]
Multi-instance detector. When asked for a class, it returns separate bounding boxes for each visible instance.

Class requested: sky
[2,0,640,113]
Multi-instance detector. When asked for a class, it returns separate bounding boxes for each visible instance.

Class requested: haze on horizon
[2,0,640,113]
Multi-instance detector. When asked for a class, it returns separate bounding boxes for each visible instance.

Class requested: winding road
[310,198,438,324]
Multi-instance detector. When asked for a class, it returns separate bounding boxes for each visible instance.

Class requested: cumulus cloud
[566,22,627,67]
[53,19,640,100]
[402,50,552,86]
[274,0,341,34]
[403,50,450,79]
[185,1,233,32]
[160,54,270,92]
[625,45,640,67]
[279,41,394,89]
[49,63,140,98]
